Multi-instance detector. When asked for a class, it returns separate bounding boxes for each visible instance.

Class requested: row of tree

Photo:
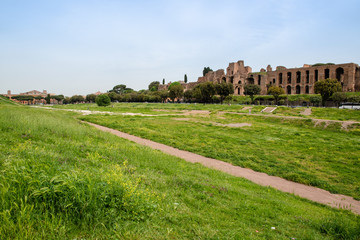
[68,78,354,107]
[11,94,65,104]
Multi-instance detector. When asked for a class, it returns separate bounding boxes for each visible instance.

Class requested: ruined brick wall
[159,61,359,96]
[196,61,359,96]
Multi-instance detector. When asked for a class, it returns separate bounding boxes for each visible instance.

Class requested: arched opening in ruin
[273,79,276,84]
[287,72,292,84]
[258,75,261,85]
[287,85,291,94]
[306,70,310,83]
[230,77,234,84]
[238,80,242,84]
[305,85,309,94]
[336,67,344,82]
[247,77,254,85]
[237,88,240,95]
[325,69,330,79]
[315,70,319,82]
[279,73,283,84]
[296,71,301,83]
[296,85,301,94]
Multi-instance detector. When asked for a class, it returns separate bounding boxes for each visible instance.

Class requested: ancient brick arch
[287,85,292,94]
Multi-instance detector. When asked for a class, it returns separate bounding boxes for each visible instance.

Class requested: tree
[86,94,97,103]
[53,95,64,102]
[184,74,188,83]
[244,84,261,103]
[148,81,160,91]
[203,67,213,76]
[184,89,193,103]
[267,86,285,105]
[45,94,51,104]
[107,92,119,102]
[162,78,165,85]
[95,94,111,106]
[309,95,321,106]
[194,82,216,103]
[63,97,70,104]
[159,90,168,103]
[314,78,342,106]
[331,92,347,107]
[70,95,84,104]
[168,82,184,102]
[111,84,127,94]
[215,82,234,104]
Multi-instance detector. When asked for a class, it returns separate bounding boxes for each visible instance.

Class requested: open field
[1,104,360,239]
[51,102,360,122]
[80,104,360,200]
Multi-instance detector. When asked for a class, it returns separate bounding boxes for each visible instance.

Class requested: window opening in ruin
[279,73,283,84]
[287,72,292,84]
[237,88,240,95]
[315,70,318,81]
[258,75,261,85]
[306,70,310,83]
[287,85,291,94]
[273,79,275,84]
[230,77,234,84]
[336,67,344,82]
[222,77,226,83]
[305,85,309,94]
[325,69,330,79]
[296,71,301,83]
[238,80,242,84]
[296,85,300,94]
[247,77,254,85]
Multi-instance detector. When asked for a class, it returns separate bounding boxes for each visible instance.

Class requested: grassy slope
[1,105,360,239]
[82,112,360,200]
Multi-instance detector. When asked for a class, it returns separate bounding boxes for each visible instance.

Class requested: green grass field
[51,102,360,122]
[1,102,360,239]
[79,104,360,200]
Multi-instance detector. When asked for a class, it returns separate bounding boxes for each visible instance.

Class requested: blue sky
[1,0,360,96]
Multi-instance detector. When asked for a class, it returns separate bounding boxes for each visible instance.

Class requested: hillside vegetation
[1,104,359,239]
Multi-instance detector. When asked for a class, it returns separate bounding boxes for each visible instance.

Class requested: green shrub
[310,95,321,106]
[348,95,360,103]
[95,94,111,106]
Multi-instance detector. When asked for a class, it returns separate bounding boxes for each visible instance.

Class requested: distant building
[2,90,61,105]
[159,60,360,95]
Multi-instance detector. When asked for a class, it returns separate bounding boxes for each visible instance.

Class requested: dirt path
[86,122,360,215]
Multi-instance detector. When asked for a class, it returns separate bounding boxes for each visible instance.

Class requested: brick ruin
[159,60,360,95]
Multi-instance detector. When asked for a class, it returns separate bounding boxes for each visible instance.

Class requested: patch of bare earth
[182,110,211,115]
[300,108,312,116]
[87,122,360,215]
[172,118,191,121]
[218,123,252,127]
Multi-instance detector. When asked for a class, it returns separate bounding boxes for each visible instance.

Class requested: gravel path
[86,121,360,215]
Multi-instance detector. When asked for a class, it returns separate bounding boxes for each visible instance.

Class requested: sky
[1,0,360,96]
